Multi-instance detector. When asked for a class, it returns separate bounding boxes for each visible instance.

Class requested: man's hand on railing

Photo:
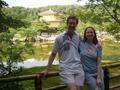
[35,70,48,77]
[40,70,48,76]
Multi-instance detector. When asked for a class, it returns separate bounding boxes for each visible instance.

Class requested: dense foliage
[0,0,33,89]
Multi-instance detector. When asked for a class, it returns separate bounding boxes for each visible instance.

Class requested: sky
[4,0,89,8]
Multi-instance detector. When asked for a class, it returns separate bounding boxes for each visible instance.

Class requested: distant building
[38,9,63,27]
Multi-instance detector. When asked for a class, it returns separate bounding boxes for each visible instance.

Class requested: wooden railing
[0,63,120,90]
[102,63,120,90]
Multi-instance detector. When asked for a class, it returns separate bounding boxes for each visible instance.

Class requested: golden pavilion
[38,9,63,27]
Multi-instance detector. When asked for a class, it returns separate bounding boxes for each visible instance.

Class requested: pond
[18,42,59,68]
[17,58,59,68]
[2,41,120,68]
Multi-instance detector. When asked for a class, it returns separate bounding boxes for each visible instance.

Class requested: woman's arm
[97,57,102,79]
[96,43,102,85]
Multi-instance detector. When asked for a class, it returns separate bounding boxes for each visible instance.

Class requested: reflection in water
[17,58,59,68]
[31,42,54,60]
[16,42,59,68]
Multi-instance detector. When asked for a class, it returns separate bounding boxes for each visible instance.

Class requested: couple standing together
[41,16,104,90]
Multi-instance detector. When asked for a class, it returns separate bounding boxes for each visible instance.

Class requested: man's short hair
[66,16,78,25]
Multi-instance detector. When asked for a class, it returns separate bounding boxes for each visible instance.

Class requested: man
[41,16,84,90]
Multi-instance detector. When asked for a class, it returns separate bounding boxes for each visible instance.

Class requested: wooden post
[104,68,109,90]
[34,75,42,90]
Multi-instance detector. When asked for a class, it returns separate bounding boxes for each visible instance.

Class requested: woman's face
[85,28,95,41]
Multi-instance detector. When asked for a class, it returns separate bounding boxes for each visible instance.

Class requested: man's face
[67,19,78,29]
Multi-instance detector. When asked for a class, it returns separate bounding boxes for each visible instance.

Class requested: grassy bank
[102,40,120,61]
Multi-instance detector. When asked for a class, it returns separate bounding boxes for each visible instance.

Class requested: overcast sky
[4,0,88,8]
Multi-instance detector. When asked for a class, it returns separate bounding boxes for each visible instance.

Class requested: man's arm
[40,52,56,76]
[40,36,59,76]
[46,52,56,71]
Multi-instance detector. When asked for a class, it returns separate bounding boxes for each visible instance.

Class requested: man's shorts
[59,72,84,86]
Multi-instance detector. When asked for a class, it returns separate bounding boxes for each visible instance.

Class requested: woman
[80,27,104,90]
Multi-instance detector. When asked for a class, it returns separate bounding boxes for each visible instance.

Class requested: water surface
[17,58,59,68]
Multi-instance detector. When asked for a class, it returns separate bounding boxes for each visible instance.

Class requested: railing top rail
[110,74,120,79]
[102,63,120,68]
[0,72,59,82]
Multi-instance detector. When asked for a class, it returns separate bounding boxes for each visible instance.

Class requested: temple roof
[38,9,58,15]
[47,18,63,22]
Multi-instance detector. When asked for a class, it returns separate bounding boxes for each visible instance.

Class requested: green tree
[78,0,120,40]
